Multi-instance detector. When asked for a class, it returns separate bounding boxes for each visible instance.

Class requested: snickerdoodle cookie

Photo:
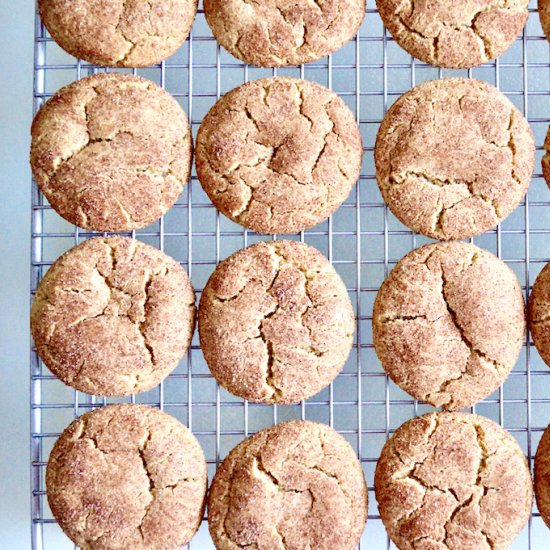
[375,78,534,240]
[38,0,197,67]
[528,260,550,368]
[540,0,550,41]
[375,412,533,549]
[31,237,195,396]
[47,404,207,549]
[204,0,365,67]
[535,422,550,529]
[31,73,192,232]
[377,0,528,69]
[208,420,368,549]
[373,242,525,410]
[196,77,363,234]
[198,240,355,404]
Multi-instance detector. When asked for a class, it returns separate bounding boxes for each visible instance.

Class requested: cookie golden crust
[535,423,550,529]
[47,405,207,549]
[540,0,550,40]
[208,420,368,550]
[375,78,534,241]
[375,412,533,550]
[528,260,550,368]
[373,243,525,410]
[30,73,193,232]
[377,0,528,69]
[198,240,355,404]
[204,0,365,67]
[31,237,196,397]
[38,0,197,67]
[196,77,363,235]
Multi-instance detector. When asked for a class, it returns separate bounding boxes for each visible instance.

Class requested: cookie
[198,240,355,404]
[535,422,550,529]
[375,412,533,550]
[31,73,193,232]
[528,260,550,368]
[31,237,196,396]
[373,242,525,410]
[38,0,197,67]
[375,78,534,240]
[196,77,363,235]
[47,404,207,549]
[204,0,365,67]
[542,126,550,188]
[377,0,528,69]
[540,0,550,41]
[208,420,368,549]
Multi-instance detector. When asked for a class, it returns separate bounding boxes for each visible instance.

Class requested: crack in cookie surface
[30,72,193,232]
[46,404,207,549]
[196,77,363,235]
[377,0,528,69]
[198,240,355,404]
[375,78,534,240]
[208,420,368,550]
[375,412,533,550]
[372,242,525,410]
[31,236,196,397]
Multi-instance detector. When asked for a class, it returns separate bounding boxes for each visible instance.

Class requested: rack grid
[31,1,550,548]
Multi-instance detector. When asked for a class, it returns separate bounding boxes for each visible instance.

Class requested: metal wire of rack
[30,1,550,548]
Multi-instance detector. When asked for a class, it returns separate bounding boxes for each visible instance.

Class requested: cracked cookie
[198,240,355,404]
[535,423,550,529]
[38,0,197,67]
[30,72,193,232]
[47,404,207,549]
[542,126,550,189]
[373,242,525,410]
[540,0,550,41]
[31,236,196,396]
[375,78,534,240]
[377,0,528,69]
[204,0,365,67]
[196,77,363,234]
[528,260,550,369]
[375,412,533,550]
[208,420,368,549]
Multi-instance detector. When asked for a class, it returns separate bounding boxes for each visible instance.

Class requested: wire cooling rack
[31,1,550,548]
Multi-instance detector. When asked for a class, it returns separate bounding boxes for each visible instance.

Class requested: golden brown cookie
[373,242,525,410]
[375,412,533,550]
[31,237,196,397]
[377,0,529,69]
[540,0,550,40]
[204,0,365,67]
[528,260,550,368]
[535,423,550,529]
[196,77,363,235]
[47,404,207,549]
[198,240,355,404]
[542,126,550,188]
[375,78,534,240]
[38,0,197,67]
[208,420,368,549]
[30,73,193,232]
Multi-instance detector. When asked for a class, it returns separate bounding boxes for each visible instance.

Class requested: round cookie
[375,78,534,240]
[528,260,550,368]
[31,236,196,396]
[38,0,197,67]
[31,73,193,232]
[208,420,368,549]
[540,0,550,41]
[377,0,528,69]
[542,126,550,188]
[373,242,525,410]
[47,404,207,549]
[198,240,355,404]
[375,412,533,550]
[204,0,365,67]
[196,77,363,235]
[535,423,550,529]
